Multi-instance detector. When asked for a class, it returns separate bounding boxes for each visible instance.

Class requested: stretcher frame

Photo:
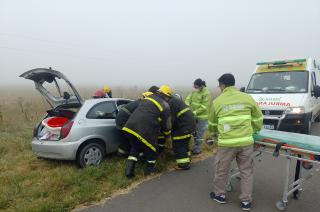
[226,139,320,211]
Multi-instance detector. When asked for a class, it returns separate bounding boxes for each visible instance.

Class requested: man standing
[185,78,211,154]
[123,85,172,178]
[208,74,263,211]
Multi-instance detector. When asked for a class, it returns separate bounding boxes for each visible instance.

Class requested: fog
[1,0,320,89]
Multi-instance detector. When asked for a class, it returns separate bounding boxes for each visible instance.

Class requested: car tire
[77,142,105,168]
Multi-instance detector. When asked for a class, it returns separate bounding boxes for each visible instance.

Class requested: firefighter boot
[125,160,136,178]
[144,162,156,175]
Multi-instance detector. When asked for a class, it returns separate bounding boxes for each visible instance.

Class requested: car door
[85,101,122,153]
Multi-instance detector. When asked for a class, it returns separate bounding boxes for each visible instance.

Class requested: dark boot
[125,160,136,178]
[144,162,156,175]
[176,163,191,170]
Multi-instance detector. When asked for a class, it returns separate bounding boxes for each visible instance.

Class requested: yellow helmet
[103,85,111,93]
[142,91,153,98]
[158,85,173,97]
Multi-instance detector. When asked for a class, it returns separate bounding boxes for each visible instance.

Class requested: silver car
[20,68,132,168]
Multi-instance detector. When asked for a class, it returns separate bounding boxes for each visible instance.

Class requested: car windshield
[247,71,308,94]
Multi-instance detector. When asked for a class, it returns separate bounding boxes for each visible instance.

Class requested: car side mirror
[314,85,320,98]
[63,92,70,100]
[240,87,246,92]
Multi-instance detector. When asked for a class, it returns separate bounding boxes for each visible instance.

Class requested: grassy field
[0,86,217,212]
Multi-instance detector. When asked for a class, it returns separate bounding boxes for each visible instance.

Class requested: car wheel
[77,142,105,168]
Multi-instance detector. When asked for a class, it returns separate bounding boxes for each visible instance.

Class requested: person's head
[193,78,206,91]
[218,73,235,91]
[93,90,106,98]
[103,85,112,97]
[148,85,160,93]
[158,85,173,101]
[103,85,111,94]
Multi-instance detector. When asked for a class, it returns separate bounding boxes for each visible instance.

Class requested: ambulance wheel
[276,201,287,211]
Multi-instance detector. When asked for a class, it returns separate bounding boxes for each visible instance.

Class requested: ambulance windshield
[247,71,308,94]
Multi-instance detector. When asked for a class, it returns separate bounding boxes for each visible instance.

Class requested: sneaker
[209,192,226,204]
[241,202,252,211]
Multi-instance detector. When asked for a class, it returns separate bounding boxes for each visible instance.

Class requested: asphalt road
[81,124,320,212]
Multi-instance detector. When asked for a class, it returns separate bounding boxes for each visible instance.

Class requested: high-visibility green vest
[208,86,263,147]
[185,87,211,120]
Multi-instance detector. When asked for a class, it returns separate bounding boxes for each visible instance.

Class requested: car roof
[84,98,132,104]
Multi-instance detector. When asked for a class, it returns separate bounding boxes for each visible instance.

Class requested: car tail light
[60,121,74,139]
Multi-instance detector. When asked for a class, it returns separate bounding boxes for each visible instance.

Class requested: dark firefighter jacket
[122,93,172,152]
[115,100,141,129]
[168,96,196,141]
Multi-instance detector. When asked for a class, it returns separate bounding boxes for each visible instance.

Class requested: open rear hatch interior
[35,104,82,141]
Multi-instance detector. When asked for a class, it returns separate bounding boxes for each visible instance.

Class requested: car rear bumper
[32,138,80,160]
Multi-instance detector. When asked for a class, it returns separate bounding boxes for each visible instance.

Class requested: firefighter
[207,74,263,211]
[103,85,112,98]
[123,85,172,178]
[116,89,158,156]
[169,94,196,170]
[185,78,211,154]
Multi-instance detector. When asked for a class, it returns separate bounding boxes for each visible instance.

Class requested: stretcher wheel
[225,183,232,192]
[276,201,287,211]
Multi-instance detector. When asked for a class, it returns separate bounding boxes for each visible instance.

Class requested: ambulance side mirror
[240,87,246,92]
[314,85,320,98]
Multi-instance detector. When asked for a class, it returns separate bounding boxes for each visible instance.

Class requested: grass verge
[0,124,216,212]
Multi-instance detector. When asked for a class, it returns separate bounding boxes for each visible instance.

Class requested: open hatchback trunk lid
[20,68,84,108]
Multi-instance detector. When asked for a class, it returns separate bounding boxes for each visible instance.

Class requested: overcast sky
[1,0,320,89]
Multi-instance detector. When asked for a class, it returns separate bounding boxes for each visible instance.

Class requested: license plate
[263,124,274,130]
[263,124,275,130]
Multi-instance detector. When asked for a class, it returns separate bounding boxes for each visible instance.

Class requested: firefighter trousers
[172,138,191,167]
[127,134,157,164]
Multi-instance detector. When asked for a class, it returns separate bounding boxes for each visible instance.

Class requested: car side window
[86,102,117,119]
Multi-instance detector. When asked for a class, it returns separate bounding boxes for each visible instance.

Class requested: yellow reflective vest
[185,87,211,120]
[208,86,263,147]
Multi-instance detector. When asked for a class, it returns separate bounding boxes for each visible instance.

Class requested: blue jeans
[193,119,208,153]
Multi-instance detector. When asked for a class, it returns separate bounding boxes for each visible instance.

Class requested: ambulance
[245,58,320,134]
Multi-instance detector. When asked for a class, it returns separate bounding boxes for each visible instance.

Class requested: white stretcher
[225,130,320,211]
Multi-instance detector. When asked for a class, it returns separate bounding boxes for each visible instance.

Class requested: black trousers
[118,131,131,154]
[172,138,190,165]
[128,134,157,163]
